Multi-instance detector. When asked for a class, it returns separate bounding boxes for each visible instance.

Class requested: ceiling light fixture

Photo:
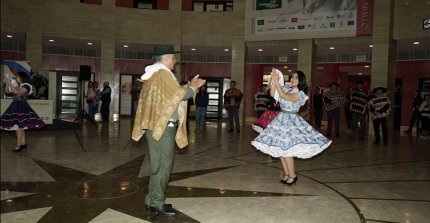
[123,45,129,48]
[6,35,13,38]
[258,49,263,52]
[329,47,335,50]
[413,41,420,45]
[292,48,298,51]
[49,39,54,42]
[369,44,373,48]
[87,42,93,46]
[358,72,362,75]
[224,49,229,52]
[364,65,370,68]
[191,48,196,51]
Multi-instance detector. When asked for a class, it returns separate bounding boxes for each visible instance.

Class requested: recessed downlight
[413,41,420,45]
[6,35,13,38]
[329,47,335,50]
[48,39,54,42]
[258,48,263,52]
[87,42,93,46]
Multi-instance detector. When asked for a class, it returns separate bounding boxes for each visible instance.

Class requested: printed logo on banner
[256,0,282,10]
[267,19,277,23]
[276,27,286,30]
[257,19,265,25]
[288,26,295,29]
[314,16,323,21]
[347,20,355,26]
[330,22,336,28]
[326,16,335,19]
[298,25,305,29]
[291,18,298,22]
[320,23,328,28]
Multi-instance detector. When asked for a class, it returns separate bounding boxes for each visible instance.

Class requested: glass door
[57,72,80,119]
[205,78,224,119]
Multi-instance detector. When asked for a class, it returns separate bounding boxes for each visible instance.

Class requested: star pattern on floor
[1,155,316,222]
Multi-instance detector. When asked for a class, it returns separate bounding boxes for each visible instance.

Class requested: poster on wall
[120,75,132,115]
[253,0,373,36]
[256,0,282,10]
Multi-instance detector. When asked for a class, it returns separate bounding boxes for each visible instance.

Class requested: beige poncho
[131,69,189,148]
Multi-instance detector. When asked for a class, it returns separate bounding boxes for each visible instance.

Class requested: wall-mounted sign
[256,0,282,10]
[423,18,430,29]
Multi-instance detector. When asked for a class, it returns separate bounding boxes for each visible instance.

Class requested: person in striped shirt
[368,87,391,145]
[349,81,369,140]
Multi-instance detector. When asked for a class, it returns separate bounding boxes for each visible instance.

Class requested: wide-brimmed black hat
[372,87,387,94]
[153,45,182,55]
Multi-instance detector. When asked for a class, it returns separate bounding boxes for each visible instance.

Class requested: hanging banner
[356,0,374,36]
[254,0,358,35]
[256,0,282,10]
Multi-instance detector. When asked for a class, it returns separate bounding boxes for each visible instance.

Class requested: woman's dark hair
[197,85,207,96]
[292,70,308,94]
[17,72,30,84]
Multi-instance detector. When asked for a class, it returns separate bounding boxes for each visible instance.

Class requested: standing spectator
[131,45,205,216]
[195,85,209,131]
[324,82,344,138]
[223,80,243,133]
[131,81,143,117]
[180,81,194,130]
[344,88,353,129]
[100,81,111,122]
[349,81,369,140]
[85,81,97,120]
[1,72,46,152]
[404,89,423,133]
[93,82,100,114]
[419,93,430,134]
[368,87,391,145]
[313,86,324,130]
[254,86,270,118]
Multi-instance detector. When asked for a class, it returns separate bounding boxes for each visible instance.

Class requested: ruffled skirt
[251,112,331,159]
[0,100,46,131]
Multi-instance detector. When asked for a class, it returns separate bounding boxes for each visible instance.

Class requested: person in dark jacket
[195,85,209,131]
[404,89,422,133]
[100,81,111,122]
[313,86,324,130]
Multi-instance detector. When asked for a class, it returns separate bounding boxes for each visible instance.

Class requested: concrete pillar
[26,0,44,69]
[298,39,317,89]
[231,0,246,125]
[371,0,396,131]
[100,0,116,120]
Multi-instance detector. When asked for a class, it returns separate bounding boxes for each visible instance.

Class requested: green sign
[257,19,265,25]
[256,0,282,10]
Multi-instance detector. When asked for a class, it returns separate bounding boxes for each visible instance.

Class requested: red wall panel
[83,0,102,5]
[1,51,26,63]
[182,0,193,11]
[157,0,169,10]
[116,0,134,8]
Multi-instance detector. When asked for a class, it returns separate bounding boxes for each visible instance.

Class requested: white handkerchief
[272,69,285,101]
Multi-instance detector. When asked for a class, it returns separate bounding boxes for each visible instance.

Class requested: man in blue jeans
[223,81,243,133]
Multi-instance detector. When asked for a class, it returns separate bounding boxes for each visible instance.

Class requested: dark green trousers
[144,125,177,208]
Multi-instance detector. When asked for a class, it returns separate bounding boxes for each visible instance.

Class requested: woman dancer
[251,69,331,186]
[1,72,46,152]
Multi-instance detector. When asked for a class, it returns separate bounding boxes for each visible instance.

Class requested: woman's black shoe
[13,145,26,152]
[283,176,298,186]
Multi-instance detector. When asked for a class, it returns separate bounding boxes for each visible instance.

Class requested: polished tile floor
[1,118,430,223]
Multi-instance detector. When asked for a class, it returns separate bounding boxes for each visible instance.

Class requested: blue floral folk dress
[251,86,332,159]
